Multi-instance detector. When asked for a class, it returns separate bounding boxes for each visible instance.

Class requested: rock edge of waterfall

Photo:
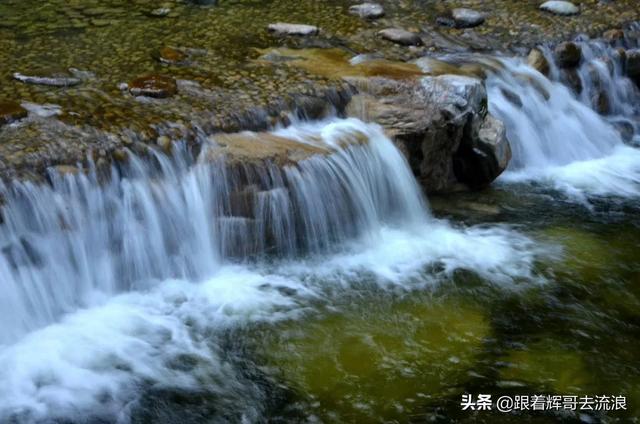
[1,23,639,194]
[0,72,509,193]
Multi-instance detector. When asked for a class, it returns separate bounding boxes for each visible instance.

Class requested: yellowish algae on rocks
[258,296,490,422]
[500,339,590,394]
[540,227,617,281]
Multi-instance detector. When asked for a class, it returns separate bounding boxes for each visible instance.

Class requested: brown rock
[0,101,28,127]
[527,48,550,76]
[155,47,188,65]
[345,74,510,192]
[129,74,178,98]
[603,29,625,43]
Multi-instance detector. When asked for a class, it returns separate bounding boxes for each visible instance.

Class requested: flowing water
[486,40,640,203]
[2,17,640,424]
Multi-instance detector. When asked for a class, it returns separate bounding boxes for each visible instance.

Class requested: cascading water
[484,39,640,200]
[0,117,540,423]
[0,118,427,345]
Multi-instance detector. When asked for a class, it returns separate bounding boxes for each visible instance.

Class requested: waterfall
[484,41,640,199]
[0,118,429,345]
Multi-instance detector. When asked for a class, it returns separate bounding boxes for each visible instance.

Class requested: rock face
[539,1,580,16]
[129,74,178,98]
[378,28,423,46]
[554,42,582,68]
[345,74,511,192]
[268,23,319,36]
[0,102,28,127]
[349,3,384,19]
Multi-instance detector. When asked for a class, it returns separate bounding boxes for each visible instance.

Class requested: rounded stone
[539,1,580,16]
[378,28,422,46]
[349,3,384,20]
[451,8,485,28]
[554,42,582,68]
[155,47,188,65]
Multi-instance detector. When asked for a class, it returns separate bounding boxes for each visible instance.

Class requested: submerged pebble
[129,74,178,98]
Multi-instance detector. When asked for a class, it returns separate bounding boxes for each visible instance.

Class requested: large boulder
[345,74,511,192]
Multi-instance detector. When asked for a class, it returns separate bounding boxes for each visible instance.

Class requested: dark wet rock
[155,47,188,65]
[613,120,635,143]
[592,90,610,115]
[0,102,28,127]
[626,49,640,85]
[129,74,178,98]
[527,48,550,75]
[540,1,580,16]
[267,23,319,36]
[378,28,422,46]
[189,0,217,5]
[554,42,582,68]
[345,74,509,192]
[561,68,583,94]
[500,88,523,107]
[13,72,81,87]
[454,115,511,190]
[451,8,486,29]
[349,3,384,19]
